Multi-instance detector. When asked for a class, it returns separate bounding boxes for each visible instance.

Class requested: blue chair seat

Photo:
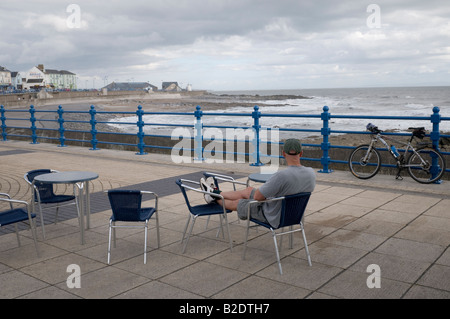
[110,207,156,222]
[39,194,75,204]
[190,203,232,217]
[0,208,36,227]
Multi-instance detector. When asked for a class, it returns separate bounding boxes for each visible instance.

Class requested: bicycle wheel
[348,144,381,179]
[407,147,446,184]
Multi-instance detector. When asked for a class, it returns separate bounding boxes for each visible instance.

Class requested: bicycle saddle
[366,123,381,134]
[408,127,426,139]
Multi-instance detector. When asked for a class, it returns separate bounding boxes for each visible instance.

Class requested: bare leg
[217,187,254,211]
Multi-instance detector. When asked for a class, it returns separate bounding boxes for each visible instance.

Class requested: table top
[247,173,274,183]
[34,171,99,184]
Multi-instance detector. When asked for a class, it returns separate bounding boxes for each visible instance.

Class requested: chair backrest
[175,179,193,212]
[107,190,142,221]
[25,169,55,200]
[278,192,311,228]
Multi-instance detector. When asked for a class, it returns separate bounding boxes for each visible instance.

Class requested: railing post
[1,105,7,141]
[136,105,147,155]
[319,105,333,173]
[29,105,38,144]
[89,105,98,150]
[194,105,204,162]
[430,106,441,151]
[430,106,442,183]
[250,105,263,166]
[57,105,66,147]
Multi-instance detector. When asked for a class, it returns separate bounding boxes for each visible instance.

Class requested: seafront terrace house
[0,66,12,91]
[10,72,24,90]
[21,64,77,90]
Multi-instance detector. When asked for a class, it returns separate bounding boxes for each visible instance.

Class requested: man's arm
[253,189,266,201]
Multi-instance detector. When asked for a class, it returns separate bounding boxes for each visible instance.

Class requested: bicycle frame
[369,133,433,170]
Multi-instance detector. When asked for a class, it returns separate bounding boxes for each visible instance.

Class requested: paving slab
[0,140,449,301]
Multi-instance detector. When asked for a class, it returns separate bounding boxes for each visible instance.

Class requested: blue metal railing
[1,104,449,177]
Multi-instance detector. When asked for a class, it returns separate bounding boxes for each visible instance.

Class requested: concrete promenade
[0,140,449,300]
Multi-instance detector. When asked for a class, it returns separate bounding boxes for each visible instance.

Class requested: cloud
[0,0,449,89]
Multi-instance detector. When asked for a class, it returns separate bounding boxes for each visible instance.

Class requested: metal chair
[24,169,78,238]
[202,172,247,228]
[243,192,312,275]
[0,193,39,256]
[107,189,159,264]
[176,178,233,254]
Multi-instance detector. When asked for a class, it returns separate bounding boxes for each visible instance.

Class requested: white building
[22,64,77,90]
[10,72,24,90]
[0,66,12,91]
[23,66,46,90]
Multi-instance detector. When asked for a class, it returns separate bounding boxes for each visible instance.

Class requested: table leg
[85,181,90,230]
[76,183,85,245]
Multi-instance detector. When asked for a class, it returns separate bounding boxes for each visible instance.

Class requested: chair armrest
[246,197,285,219]
[0,196,30,211]
[179,181,224,200]
[203,172,247,189]
[141,191,159,210]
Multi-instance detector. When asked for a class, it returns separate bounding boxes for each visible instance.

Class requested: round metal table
[33,171,99,245]
[246,173,274,186]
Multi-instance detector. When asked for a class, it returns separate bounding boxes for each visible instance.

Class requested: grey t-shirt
[258,165,316,228]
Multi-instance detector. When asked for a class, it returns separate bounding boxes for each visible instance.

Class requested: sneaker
[200,177,215,204]
[205,177,216,190]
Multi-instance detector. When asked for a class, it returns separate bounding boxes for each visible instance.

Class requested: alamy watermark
[366,264,381,289]
[66,4,81,29]
[366,4,381,29]
[66,264,81,289]
[171,127,281,174]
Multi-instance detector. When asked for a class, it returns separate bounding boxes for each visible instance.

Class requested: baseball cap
[283,139,302,155]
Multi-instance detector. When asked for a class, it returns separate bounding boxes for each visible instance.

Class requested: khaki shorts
[237,189,269,224]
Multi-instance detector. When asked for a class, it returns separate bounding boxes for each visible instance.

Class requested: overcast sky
[1,0,449,90]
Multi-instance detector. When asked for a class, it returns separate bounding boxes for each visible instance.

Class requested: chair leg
[37,203,46,239]
[223,213,233,252]
[180,215,191,244]
[107,220,112,264]
[30,218,39,257]
[182,216,197,253]
[14,224,21,246]
[113,223,117,248]
[242,218,251,260]
[144,220,148,264]
[155,212,160,248]
[55,205,59,224]
[272,231,283,275]
[300,222,312,267]
[216,215,225,238]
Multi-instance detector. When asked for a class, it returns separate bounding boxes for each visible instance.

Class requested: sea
[110,86,450,138]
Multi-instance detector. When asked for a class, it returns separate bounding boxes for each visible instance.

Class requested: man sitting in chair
[200,139,316,228]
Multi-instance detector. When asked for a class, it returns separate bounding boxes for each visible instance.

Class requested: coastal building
[21,64,77,90]
[10,72,24,90]
[162,81,182,92]
[37,64,77,90]
[103,81,158,91]
[0,66,12,91]
[22,66,46,90]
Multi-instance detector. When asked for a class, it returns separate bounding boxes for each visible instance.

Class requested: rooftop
[0,140,449,300]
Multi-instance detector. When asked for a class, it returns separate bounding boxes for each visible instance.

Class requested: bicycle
[348,123,446,184]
